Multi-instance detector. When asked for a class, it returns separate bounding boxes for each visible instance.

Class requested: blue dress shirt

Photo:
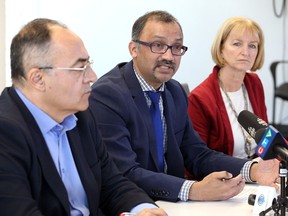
[15,88,89,216]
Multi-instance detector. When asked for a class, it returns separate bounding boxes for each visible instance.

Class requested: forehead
[140,20,183,42]
[50,27,88,62]
[227,27,259,42]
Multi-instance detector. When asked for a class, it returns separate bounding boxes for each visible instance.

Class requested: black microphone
[238,110,288,162]
[237,110,268,139]
[248,194,256,205]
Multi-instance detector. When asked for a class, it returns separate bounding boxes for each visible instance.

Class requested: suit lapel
[122,62,160,171]
[8,88,70,214]
[161,86,185,177]
[67,128,99,216]
[35,134,70,213]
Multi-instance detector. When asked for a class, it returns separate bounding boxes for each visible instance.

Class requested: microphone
[238,110,288,162]
[255,126,288,161]
[238,111,287,215]
[248,194,256,205]
[237,110,268,139]
[248,186,277,215]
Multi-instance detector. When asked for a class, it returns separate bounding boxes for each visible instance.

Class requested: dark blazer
[0,87,154,216]
[89,61,248,202]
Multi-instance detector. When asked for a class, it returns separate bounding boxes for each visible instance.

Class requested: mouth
[84,89,92,95]
[156,66,175,75]
[159,65,173,69]
[238,59,250,63]
[156,62,175,71]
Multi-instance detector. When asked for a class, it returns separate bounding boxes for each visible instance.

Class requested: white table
[156,184,258,216]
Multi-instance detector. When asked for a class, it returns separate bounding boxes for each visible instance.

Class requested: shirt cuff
[241,159,258,182]
[129,203,157,214]
[178,180,195,201]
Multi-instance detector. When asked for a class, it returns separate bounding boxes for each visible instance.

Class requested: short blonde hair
[211,16,264,71]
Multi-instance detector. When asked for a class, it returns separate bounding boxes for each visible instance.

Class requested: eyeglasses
[134,40,188,56]
[38,60,93,77]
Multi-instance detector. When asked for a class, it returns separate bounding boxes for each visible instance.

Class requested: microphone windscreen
[237,110,268,138]
[248,194,256,206]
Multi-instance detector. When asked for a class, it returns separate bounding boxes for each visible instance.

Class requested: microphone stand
[260,161,288,216]
[277,161,287,216]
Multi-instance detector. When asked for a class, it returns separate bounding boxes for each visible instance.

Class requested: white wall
[3,0,288,123]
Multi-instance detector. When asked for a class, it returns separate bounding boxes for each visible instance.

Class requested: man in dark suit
[89,10,279,202]
[0,18,167,216]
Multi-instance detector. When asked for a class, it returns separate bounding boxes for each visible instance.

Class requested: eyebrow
[232,39,259,43]
[71,57,90,67]
[152,35,183,42]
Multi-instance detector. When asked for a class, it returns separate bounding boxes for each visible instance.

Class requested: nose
[241,46,249,56]
[85,67,98,84]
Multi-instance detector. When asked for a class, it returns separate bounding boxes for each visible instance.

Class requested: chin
[162,76,173,83]
[78,102,89,112]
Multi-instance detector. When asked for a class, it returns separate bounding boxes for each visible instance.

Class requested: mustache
[155,60,176,70]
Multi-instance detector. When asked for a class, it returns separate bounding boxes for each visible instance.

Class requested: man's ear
[129,41,137,58]
[27,68,45,90]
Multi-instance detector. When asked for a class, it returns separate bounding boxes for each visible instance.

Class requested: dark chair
[270,60,288,127]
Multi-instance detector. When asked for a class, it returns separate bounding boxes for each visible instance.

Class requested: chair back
[270,60,288,90]
[181,83,190,96]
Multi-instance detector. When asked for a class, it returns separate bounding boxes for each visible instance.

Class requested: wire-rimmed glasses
[38,60,93,77]
[134,40,188,56]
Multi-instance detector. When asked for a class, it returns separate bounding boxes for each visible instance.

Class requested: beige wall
[0,0,6,91]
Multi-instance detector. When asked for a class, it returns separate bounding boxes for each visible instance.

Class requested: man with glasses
[0,18,167,216]
[89,10,279,202]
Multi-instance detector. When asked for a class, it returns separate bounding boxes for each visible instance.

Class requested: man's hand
[189,171,245,201]
[250,158,280,189]
[135,208,167,216]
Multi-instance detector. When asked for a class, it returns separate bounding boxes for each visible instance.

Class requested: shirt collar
[133,67,165,92]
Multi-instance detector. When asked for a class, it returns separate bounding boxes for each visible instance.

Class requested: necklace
[218,72,253,159]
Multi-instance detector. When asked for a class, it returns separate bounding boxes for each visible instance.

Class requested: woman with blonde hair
[188,16,267,159]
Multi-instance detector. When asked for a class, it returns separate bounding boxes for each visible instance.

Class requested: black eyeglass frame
[134,40,188,56]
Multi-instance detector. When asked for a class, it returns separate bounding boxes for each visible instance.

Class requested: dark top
[0,87,154,216]
[89,61,247,202]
